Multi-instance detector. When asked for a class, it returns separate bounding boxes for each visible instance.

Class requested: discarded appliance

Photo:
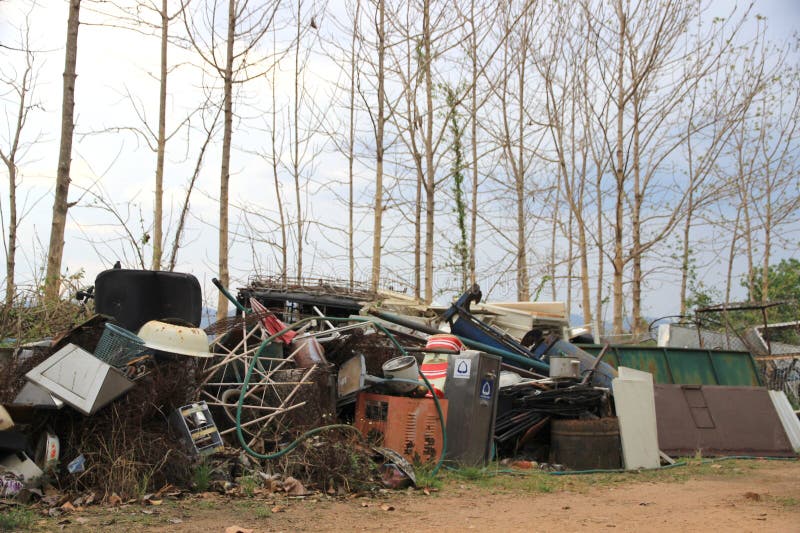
[25,343,135,416]
[93,268,202,331]
[444,350,501,466]
[613,367,660,470]
[137,320,212,358]
[354,392,447,464]
[654,384,794,457]
[170,401,224,456]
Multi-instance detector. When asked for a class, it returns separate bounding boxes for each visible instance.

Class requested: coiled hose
[231,315,447,476]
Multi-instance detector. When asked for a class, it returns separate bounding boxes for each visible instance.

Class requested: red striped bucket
[425,334,465,352]
[420,353,448,397]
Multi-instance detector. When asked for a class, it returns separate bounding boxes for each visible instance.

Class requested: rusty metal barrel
[550,417,622,470]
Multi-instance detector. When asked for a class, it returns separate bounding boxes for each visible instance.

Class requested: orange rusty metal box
[354,392,447,464]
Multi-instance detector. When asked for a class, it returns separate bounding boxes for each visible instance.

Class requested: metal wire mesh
[94,323,147,368]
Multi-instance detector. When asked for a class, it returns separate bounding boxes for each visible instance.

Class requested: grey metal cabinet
[444,350,501,466]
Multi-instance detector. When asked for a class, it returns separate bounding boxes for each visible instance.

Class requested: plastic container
[425,334,465,352]
[137,320,211,357]
[94,323,147,368]
[382,355,419,393]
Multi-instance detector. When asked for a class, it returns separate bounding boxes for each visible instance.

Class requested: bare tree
[44,0,81,302]
[184,0,283,320]
[0,9,39,306]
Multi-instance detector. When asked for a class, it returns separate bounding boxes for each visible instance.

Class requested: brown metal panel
[354,392,447,464]
[654,385,794,457]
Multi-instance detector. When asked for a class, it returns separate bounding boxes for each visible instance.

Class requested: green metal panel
[663,350,718,385]
[578,345,762,386]
[613,347,673,383]
[710,351,762,386]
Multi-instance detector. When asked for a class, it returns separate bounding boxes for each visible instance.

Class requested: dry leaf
[282,476,306,496]
[271,505,286,513]
[168,518,184,524]
[422,489,430,496]
[360,502,370,508]
[380,504,395,512]
[224,526,254,533]
[145,498,163,506]
[60,502,76,513]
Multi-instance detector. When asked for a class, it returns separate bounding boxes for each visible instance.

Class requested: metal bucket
[382,355,419,393]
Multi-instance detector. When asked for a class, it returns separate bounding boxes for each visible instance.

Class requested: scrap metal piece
[654,384,794,457]
[25,344,134,416]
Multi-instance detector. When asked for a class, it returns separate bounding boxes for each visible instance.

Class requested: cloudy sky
[0,0,798,324]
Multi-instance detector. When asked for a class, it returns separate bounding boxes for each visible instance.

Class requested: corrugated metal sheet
[580,345,762,386]
[653,385,794,457]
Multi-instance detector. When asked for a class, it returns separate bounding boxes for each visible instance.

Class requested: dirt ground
[23,459,800,532]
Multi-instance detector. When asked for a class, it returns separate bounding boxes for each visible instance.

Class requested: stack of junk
[0,272,798,502]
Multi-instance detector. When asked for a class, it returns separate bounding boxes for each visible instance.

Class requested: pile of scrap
[1,272,798,510]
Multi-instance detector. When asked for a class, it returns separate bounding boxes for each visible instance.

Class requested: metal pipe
[367,309,550,373]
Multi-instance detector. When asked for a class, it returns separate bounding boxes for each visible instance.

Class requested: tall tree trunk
[761,167,773,303]
[595,165,604,336]
[370,0,385,293]
[45,0,81,303]
[0,46,31,306]
[271,31,287,282]
[423,0,435,303]
[515,9,530,301]
[216,0,235,321]
[292,1,303,281]
[468,0,478,287]
[348,0,360,288]
[679,113,695,316]
[151,0,168,270]
[630,96,642,337]
[4,161,17,307]
[612,1,625,335]
[724,206,742,306]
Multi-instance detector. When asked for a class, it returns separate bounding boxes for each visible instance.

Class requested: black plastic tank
[94,269,202,332]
